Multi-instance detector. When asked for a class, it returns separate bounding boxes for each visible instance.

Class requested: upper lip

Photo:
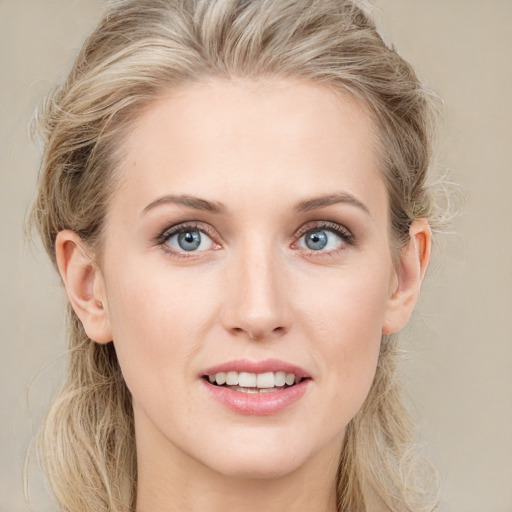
[201,358,311,379]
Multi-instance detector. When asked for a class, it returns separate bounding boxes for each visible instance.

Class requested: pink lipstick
[200,359,311,416]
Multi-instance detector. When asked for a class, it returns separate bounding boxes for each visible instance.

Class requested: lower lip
[201,379,310,416]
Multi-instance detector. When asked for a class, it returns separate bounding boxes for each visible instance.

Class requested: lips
[200,359,312,415]
[202,358,310,378]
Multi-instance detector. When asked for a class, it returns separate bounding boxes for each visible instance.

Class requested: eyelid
[156,221,221,255]
[291,220,355,253]
[294,221,354,243]
[157,221,214,242]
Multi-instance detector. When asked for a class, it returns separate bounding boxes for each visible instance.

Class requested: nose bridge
[222,234,290,340]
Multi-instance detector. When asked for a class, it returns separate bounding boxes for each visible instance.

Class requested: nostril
[250,325,287,340]
[228,325,287,340]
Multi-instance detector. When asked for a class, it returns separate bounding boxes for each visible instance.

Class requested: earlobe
[55,230,112,344]
[382,219,431,335]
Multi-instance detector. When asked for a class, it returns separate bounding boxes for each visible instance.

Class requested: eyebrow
[142,191,369,216]
[294,192,370,215]
[142,194,227,215]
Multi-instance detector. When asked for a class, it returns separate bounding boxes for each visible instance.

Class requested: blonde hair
[31,1,444,510]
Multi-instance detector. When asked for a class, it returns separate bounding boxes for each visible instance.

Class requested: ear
[55,230,112,344]
[382,219,431,335]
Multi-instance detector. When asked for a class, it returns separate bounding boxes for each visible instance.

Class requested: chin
[208,452,306,480]
[192,430,328,481]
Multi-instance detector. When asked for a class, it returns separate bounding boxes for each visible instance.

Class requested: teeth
[207,371,303,389]
[238,372,257,387]
[274,371,286,387]
[256,372,274,388]
[226,371,239,386]
[285,373,295,386]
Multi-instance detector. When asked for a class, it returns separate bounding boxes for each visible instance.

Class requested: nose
[221,243,292,341]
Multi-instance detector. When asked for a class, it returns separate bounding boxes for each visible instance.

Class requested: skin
[56,79,430,512]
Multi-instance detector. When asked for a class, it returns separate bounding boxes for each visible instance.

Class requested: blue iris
[177,230,202,251]
[305,230,328,250]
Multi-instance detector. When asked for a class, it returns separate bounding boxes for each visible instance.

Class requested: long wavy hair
[30,1,446,510]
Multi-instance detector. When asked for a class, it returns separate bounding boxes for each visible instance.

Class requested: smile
[206,371,302,392]
[201,359,312,415]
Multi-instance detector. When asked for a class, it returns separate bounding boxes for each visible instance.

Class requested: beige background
[1,1,511,511]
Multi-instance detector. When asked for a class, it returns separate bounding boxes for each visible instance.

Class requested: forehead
[113,78,386,217]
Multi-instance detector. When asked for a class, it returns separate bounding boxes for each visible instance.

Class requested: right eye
[160,224,219,255]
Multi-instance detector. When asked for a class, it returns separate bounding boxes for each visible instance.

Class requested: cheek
[103,260,218,396]
[298,265,391,405]
[300,261,391,340]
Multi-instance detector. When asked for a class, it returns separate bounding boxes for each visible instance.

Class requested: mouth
[200,359,312,415]
[202,371,308,393]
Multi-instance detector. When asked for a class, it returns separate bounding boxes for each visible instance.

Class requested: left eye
[164,228,215,252]
[297,228,344,251]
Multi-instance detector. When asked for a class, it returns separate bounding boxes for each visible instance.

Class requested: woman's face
[95,79,400,478]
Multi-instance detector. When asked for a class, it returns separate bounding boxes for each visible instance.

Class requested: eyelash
[155,220,355,257]
[156,221,220,258]
[293,221,355,253]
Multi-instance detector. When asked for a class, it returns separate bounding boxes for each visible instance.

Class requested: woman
[31,0,445,510]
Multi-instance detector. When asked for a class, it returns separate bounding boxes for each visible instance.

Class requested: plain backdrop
[1,1,511,511]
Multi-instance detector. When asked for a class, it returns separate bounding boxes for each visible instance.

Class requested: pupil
[306,230,328,250]
[178,230,201,251]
